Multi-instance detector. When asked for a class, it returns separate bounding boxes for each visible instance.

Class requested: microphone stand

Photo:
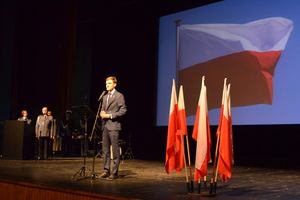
[71,114,92,181]
[71,105,95,181]
[90,91,105,179]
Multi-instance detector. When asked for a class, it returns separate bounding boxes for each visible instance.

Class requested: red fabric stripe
[179,50,282,116]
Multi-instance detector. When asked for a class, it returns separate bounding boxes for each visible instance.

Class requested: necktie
[108,93,112,102]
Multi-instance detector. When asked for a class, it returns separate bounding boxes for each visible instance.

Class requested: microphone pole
[98,91,106,102]
[91,90,106,142]
[90,91,106,179]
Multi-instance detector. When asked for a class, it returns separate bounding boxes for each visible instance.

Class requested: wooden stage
[0,157,300,199]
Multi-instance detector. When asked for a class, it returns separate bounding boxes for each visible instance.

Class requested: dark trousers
[39,137,50,159]
[48,139,53,157]
[61,136,72,157]
[102,127,120,175]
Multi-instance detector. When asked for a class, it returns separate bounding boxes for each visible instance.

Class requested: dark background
[0,0,299,169]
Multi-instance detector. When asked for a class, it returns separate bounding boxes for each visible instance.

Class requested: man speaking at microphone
[99,76,127,180]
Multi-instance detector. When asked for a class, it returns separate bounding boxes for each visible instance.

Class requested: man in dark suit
[59,110,75,157]
[99,76,127,179]
[35,107,54,160]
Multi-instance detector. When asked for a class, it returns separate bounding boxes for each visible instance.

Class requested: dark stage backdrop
[1,0,299,169]
[4,0,78,124]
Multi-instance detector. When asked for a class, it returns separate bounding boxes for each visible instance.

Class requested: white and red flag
[165,79,180,175]
[216,78,227,137]
[218,84,232,182]
[178,17,293,116]
[192,76,212,181]
[176,85,188,173]
[227,84,234,166]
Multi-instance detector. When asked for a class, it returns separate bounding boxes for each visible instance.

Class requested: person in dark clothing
[59,110,75,157]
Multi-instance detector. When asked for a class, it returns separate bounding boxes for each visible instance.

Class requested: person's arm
[50,117,54,139]
[35,116,39,138]
[58,121,63,136]
[71,120,75,138]
[111,94,127,119]
[80,119,86,128]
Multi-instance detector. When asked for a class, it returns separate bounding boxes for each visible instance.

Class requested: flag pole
[180,130,190,193]
[215,83,232,191]
[185,134,193,192]
[173,19,182,92]
[210,133,220,194]
[204,176,207,192]
[210,78,227,194]
[213,155,220,194]
[198,178,201,194]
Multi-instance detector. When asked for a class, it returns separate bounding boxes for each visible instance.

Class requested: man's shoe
[108,174,118,180]
[99,172,110,178]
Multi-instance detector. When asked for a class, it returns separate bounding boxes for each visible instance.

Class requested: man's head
[42,107,48,115]
[106,76,117,92]
[47,111,52,116]
[65,110,72,120]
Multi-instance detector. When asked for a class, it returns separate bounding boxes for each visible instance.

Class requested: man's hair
[106,76,117,84]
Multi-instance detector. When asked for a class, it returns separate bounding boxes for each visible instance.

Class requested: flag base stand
[188,192,216,197]
[187,182,216,197]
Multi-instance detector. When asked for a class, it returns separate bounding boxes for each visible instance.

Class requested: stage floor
[0,157,300,199]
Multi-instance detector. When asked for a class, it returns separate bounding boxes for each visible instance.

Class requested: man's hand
[36,135,39,139]
[100,109,110,119]
[50,136,55,140]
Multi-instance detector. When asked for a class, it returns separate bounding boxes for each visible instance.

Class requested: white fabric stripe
[179,17,293,70]
[195,77,207,170]
[178,85,185,110]
[169,79,178,115]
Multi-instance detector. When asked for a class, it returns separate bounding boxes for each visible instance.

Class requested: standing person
[59,110,75,157]
[35,107,54,160]
[47,110,57,158]
[99,76,127,180]
[18,110,32,125]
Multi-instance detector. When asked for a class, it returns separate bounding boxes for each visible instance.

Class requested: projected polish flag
[178,17,293,116]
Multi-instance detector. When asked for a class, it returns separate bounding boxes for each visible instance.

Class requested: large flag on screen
[165,79,179,175]
[192,76,211,181]
[178,17,293,116]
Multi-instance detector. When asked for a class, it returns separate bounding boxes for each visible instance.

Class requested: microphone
[98,91,106,101]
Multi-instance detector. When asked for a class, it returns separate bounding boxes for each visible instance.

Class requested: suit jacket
[101,90,127,131]
[59,118,75,137]
[35,115,54,137]
[18,117,32,125]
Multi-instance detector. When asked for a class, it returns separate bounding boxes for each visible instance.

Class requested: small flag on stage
[176,85,188,173]
[165,79,179,175]
[192,76,212,181]
[218,84,232,182]
[228,85,234,166]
